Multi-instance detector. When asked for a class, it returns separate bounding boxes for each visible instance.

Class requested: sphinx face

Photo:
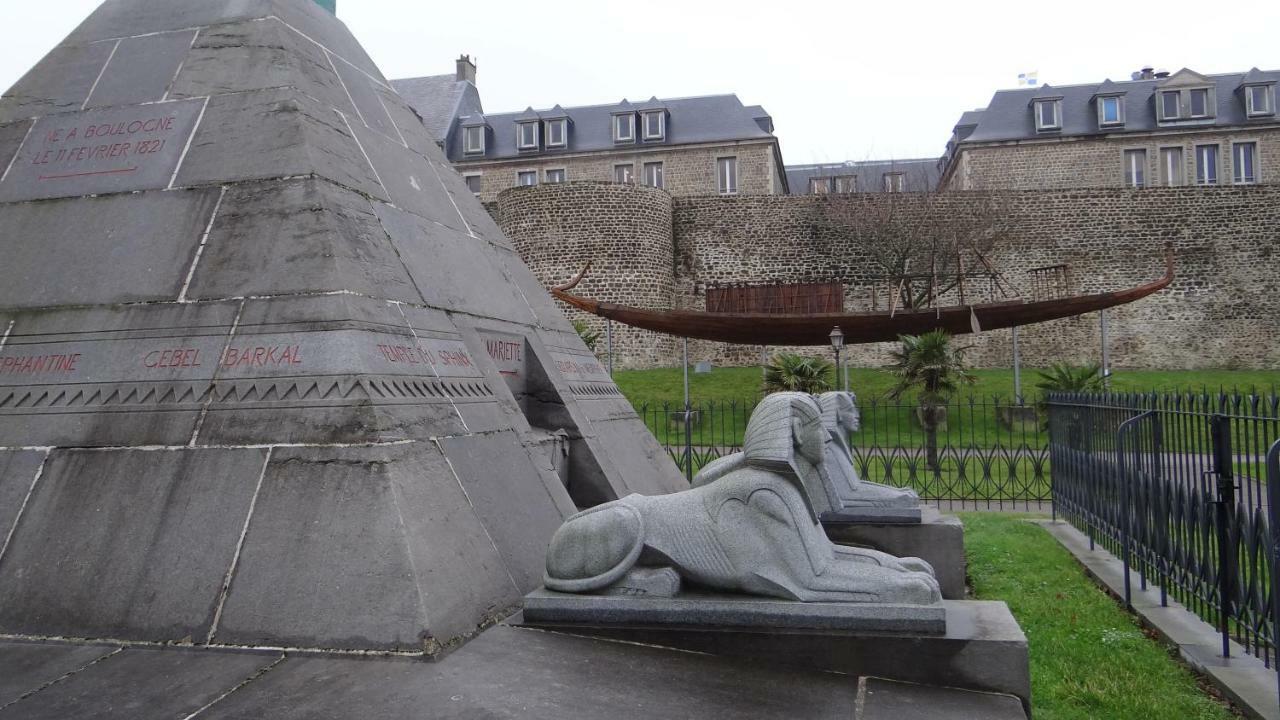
[793,413,829,466]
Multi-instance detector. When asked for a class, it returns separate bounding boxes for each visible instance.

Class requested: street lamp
[829,327,847,392]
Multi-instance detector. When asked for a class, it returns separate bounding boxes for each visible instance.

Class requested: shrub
[763,353,833,394]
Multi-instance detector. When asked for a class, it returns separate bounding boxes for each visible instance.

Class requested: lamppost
[829,327,847,392]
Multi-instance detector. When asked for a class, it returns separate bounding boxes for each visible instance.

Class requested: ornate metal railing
[1049,390,1280,669]
[637,395,1049,510]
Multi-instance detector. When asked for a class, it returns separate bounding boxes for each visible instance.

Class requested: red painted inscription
[143,348,203,369]
[377,344,432,365]
[32,114,180,182]
[220,345,303,369]
[486,339,522,364]
[0,353,81,375]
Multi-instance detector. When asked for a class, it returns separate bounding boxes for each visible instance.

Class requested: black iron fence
[637,395,1049,509]
[1048,390,1280,672]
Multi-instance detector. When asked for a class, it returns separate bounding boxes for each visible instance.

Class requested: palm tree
[763,353,834,394]
[886,330,975,471]
[1035,362,1105,438]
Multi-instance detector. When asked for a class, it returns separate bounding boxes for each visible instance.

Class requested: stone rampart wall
[494,183,1280,370]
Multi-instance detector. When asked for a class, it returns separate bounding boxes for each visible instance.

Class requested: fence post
[1266,438,1280,708]
[682,337,693,485]
[1211,414,1236,658]
[1117,410,1156,610]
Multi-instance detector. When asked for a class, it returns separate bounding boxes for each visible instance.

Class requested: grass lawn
[614,365,1280,407]
[962,513,1238,720]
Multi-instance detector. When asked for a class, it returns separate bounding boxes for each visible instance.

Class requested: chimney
[456,55,477,84]
[1154,68,1171,79]
[1138,66,1156,80]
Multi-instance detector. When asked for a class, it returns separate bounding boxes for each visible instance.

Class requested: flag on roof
[1017,71,1039,86]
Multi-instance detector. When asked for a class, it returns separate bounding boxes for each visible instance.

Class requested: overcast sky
[2,0,1276,164]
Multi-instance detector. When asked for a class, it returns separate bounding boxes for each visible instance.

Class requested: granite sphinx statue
[543,393,941,604]
[816,391,921,520]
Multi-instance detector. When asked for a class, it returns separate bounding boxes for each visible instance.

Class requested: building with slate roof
[786,158,940,195]
[393,75,788,201]
[390,56,483,153]
[940,67,1280,190]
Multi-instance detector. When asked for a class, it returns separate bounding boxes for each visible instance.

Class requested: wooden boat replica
[551,245,1175,346]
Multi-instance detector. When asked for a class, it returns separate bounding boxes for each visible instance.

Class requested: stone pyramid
[0,0,684,654]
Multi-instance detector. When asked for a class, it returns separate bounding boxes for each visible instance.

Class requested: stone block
[0,99,206,203]
[373,204,536,323]
[352,123,468,232]
[0,42,114,122]
[0,448,269,642]
[861,678,1026,720]
[184,178,422,303]
[825,507,967,599]
[328,54,400,142]
[214,444,521,651]
[0,120,33,179]
[436,432,572,591]
[84,30,196,109]
[0,449,46,544]
[171,87,383,197]
[519,599,1030,714]
[0,643,116,707]
[0,646,277,720]
[0,188,222,307]
[822,506,923,524]
[523,589,946,633]
[167,20,354,115]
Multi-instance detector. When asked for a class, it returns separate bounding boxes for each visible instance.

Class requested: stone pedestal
[518,597,1030,716]
[824,507,967,599]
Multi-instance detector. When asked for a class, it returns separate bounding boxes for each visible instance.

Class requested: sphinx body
[817,391,920,511]
[544,393,940,604]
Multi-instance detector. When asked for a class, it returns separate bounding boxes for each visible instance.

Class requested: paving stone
[0,643,117,707]
[185,178,422,303]
[0,448,268,642]
[196,625,858,719]
[0,188,221,307]
[84,30,196,109]
[0,646,278,720]
[214,444,519,651]
[437,432,571,591]
[861,678,1026,719]
[0,42,114,122]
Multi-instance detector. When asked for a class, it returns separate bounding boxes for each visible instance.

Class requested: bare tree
[821,190,1014,311]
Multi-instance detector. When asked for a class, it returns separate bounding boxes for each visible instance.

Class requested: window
[883,173,905,192]
[613,114,635,142]
[1159,147,1184,187]
[517,122,539,150]
[613,164,634,184]
[1233,142,1257,184]
[545,168,566,184]
[642,111,665,141]
[717,157,738,194]
[1034,99,1061,131]
[835,175,857,193]
[545,119,566,148]
[809,177,832,195]
[517,170,538,187]
[463,174,482,194]
[463,125,485,155]
[1160,91,1181,120]
[643,161,664,189]
[1099,96,1123,126]
[1123,149,1146,188]
[1246,85,1274,116]
[1195,145,1218,185]
[1189,88,1211,118]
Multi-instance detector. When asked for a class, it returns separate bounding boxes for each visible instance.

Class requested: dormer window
[1098,96,1124,127]
[883,173,905,192]
[1189,88,1212,118]
[835,176,857,193]
[463,125,485,155]
[613,113,636,143]
[1159,91,1181,120]
[545,118,567,148]
[642,111,665,141]
[1033,99,1061,131]
[809,177,831,195]
[516,121,539,151]
[1246,85,1275,117]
